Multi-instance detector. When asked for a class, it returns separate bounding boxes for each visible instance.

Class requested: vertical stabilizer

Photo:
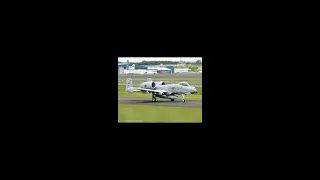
[126,78,133,92]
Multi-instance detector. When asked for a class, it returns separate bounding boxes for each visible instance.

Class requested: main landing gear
[152,93,157,102]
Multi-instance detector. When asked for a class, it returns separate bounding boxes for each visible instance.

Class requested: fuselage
[126,78,197,101]
[141,83,197,95]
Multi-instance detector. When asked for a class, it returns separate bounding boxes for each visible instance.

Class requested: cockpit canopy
[179,82,191,86]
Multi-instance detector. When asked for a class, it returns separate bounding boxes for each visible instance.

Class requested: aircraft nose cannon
[191,87,197,94]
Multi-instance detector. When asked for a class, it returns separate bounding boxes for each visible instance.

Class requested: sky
[118,57,202,62]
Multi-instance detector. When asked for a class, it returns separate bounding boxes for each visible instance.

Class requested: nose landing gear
[182,94,185,103]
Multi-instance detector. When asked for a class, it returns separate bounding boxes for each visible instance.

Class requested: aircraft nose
[192,87,197,94]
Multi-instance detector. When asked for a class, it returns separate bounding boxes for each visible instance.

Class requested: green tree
[185,64,199,72]
[191,66,199,72]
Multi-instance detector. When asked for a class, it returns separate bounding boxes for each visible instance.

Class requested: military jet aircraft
[125,78,197,103]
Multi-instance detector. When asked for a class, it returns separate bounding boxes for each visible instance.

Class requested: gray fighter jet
[125,78,197,103]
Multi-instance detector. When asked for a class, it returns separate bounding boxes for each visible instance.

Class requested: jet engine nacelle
[154,81,165,86]
[140,81,155,89]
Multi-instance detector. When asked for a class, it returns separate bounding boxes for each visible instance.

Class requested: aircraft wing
[136,88,167,94]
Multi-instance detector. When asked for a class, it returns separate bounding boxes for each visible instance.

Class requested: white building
[118,67,124,74]
[146,70,158,74]
[124,69,157,75]
[147,67,172,73]
[175,68,191,73]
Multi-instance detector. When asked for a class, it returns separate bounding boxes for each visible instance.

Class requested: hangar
[118,63,147,70]
[118,62,175,74]
[147,67,172,74]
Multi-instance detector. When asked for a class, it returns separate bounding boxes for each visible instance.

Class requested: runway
[118,83,202,87]
[118,97,202,108]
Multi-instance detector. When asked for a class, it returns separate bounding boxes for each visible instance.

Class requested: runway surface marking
[118,98,202,108]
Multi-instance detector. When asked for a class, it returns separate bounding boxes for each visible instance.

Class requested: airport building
[119,61,188,74]
[118,63,147,70]
[118,62,149,74]
[147,67,172,74]
[118,63,158,74]
[118,67,124,74]
[160,66,175,73]
[175,68,192,73]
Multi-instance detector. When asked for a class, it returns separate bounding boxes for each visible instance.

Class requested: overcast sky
[118,57,202,62]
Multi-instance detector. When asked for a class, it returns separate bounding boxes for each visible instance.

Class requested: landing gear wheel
[152,93,156,102]
[171,99,174,101]
[183,99,185,103]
